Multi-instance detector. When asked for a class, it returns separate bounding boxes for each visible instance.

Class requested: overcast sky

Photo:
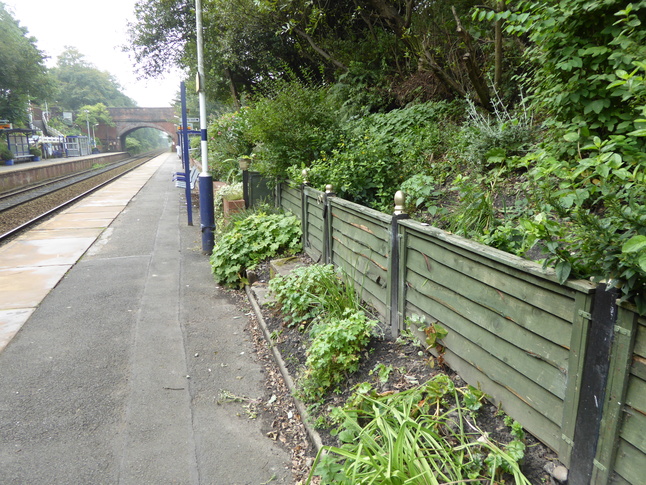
[6,0,184,107]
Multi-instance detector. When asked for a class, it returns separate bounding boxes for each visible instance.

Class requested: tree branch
[293,27,348,71]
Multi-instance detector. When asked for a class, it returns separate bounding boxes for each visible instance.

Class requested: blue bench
[173,166,199,190]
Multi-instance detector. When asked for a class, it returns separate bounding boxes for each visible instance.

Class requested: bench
[173,166,199,190]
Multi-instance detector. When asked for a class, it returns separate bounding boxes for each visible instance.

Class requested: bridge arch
[98,107,177,151]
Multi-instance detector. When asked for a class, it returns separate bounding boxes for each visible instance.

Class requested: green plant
[0,143,13,161]
[448,174,499,238]
[405,314,448,355]
[218,182,243,201]
[299,310,377,403]
[207,108,253,181]
[369,363,394,384]
[459,95,536,169]
[400,173,445,213]
[269,264,361,328]
[245,76,343,180]
[508,0,646,141]
[210,211,302,288]
[523,131,646,311]
[308,376,528,484]
[29,146,41,157]
[307,100,460,212]
[486,416,527,477]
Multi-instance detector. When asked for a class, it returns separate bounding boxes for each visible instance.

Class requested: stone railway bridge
[96,107,176,151]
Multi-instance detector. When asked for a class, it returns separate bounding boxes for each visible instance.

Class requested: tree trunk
[451,6,491,109]
[225,68,240,110]
[495,0,504,90]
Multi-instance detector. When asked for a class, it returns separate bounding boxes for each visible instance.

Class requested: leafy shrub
[207,108,253,181]
[511,0,646,141]
[210,211,302,288]
[527,135,646,311]
[299,310,377,403]
[245,77,343,180]
[269,264,361,328]
[327,61,393,120]
[306,101,460,211]
[458,97,537,169]
[0,143,13,161]
[400,173,445,212]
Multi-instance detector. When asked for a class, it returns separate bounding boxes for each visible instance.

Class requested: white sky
[6,0,184,107]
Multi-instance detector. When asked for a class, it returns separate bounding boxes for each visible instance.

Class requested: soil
[228,255,564,484]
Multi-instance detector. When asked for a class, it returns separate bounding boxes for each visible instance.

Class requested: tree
[0,2,53,125]
[126,0,325,106]
[126,0,516,109]
[50,47,137,110]
[75,103,114,143]
[126,0,195,79]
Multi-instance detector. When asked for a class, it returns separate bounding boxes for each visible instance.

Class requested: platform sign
[0,120,11,130]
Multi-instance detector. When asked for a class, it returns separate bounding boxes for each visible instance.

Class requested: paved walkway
[0,152,293,484]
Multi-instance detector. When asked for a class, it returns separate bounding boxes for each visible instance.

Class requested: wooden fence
[274,181,646,484]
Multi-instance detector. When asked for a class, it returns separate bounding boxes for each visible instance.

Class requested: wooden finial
[394,190,406,215]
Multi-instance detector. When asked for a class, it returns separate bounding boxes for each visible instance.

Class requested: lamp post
[84,110,90,139]
[195,0,215,253]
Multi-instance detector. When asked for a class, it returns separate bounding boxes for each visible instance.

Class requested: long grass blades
[307,376,531,484]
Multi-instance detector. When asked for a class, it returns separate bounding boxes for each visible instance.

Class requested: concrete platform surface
[0,152,293,484]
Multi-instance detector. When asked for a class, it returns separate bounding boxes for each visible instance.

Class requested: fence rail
[273,181,645,484]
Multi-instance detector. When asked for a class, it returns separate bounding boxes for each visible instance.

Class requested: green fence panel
[397,219,595,458]
[328,198,392,322]
[278,182,301,217]
[593,307,646,484]
[274,183,645,476]
[303,186,324,262]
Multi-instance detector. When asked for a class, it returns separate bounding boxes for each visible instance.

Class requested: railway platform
[0,152,131,192]
[0,152,293,484]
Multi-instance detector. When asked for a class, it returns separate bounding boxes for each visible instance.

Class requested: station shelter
[2,128,37,161]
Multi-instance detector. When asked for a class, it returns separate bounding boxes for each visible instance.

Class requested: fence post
[388,191,409,338]
[238,157,251,209]
[275,180,282,209]
[300,169,309,253]
[569,283,620,485]
[322,184,335,264]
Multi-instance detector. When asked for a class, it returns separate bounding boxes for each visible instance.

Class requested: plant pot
[32,156,40,161]
[4,159,14,166]
[223,198,245,215]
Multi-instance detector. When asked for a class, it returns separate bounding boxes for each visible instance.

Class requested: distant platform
[0,152,130,192]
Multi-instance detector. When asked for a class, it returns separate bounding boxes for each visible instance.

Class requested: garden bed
[241,255,565,484]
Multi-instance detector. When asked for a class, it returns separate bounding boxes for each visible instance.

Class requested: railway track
[0,150,164,242]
